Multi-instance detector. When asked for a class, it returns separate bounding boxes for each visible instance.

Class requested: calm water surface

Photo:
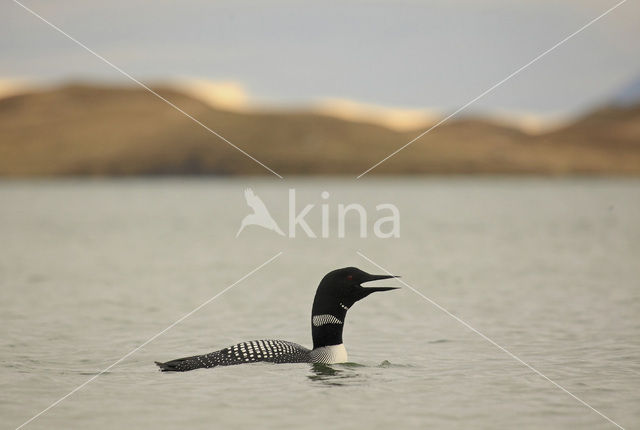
[1,178,639,429]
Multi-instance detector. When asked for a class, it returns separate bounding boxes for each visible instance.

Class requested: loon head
[311,267,399,349]
[315,267,399,308]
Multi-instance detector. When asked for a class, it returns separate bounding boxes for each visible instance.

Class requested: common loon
[155,267,398,371]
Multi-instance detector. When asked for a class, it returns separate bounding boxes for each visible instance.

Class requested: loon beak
[361,273,400,293]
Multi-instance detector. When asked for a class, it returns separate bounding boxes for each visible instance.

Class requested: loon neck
[310,343,348,364]
[311,301,350,349]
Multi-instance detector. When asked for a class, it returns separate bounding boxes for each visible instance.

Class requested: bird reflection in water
[307,363,365,386]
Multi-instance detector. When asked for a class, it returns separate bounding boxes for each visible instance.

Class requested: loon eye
[347,275,353,280]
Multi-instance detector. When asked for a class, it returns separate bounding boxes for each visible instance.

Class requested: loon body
[155,267,398,371]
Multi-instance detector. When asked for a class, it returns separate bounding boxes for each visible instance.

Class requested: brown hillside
[0,84,638,176]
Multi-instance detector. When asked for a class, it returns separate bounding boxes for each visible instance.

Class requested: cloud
[313,98,441,131]
[0,75,569,133]
[0,78,33,99]
[314,98,570,133]
[483,109,572,134]
[172,78,250,111]
[168,79,441,131]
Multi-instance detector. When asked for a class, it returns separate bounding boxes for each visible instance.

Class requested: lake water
[1,178,639,429]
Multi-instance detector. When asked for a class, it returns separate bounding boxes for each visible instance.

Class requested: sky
[2,0,639,123]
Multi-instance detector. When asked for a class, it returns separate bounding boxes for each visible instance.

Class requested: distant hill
[0,84,638,176]
[611,75,640,107]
